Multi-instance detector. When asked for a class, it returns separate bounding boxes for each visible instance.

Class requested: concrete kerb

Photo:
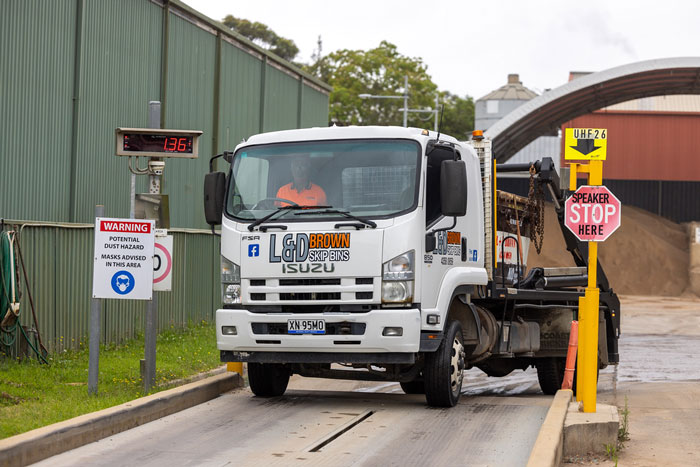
[526,389,573,467]
[0,371,243,467]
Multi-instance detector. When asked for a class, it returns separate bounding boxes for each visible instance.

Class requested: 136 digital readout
[123,133,193,154]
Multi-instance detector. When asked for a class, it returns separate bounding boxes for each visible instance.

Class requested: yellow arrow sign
[565,128,607,161]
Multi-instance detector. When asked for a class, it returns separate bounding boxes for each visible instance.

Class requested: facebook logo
[248,244,260,257]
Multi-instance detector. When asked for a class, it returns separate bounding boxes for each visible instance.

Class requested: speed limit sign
[153,235,173,291]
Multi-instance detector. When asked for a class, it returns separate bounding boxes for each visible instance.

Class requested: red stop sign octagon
[565,185,621,242]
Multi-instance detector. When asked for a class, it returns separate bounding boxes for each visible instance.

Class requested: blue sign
[111,270,135,295]
[472,250,478,261]
[248,244,260,257]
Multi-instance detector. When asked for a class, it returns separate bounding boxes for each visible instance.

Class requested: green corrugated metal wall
[218,41,263,150]
[264,65,301,132]
[0,1,76,222]
[1,0,331,227]
[1,0,331,352]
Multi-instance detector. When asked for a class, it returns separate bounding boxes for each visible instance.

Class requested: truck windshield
[226,139,421,221]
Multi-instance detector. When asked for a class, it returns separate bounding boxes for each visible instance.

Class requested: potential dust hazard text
[92,217,155,300]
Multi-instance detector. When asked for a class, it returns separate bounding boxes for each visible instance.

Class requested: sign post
[564,128,620,413]
[88,205,104,395]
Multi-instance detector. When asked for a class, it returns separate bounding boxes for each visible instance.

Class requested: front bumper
[216,307,421,353]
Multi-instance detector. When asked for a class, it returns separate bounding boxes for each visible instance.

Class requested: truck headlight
[382,250,414,304]
[221,256,241,304]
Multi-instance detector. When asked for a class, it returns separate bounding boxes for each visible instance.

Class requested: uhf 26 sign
[565,128,608,161]
[565,186,621,242]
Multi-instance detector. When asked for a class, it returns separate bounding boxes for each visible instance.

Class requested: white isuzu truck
[203,126,620,407]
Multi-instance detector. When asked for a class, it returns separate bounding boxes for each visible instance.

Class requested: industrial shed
[0,0,331,352]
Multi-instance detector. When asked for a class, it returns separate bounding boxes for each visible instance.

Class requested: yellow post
[575,158,603,413]
[227,362,243,374]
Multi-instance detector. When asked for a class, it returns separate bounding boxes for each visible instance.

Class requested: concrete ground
[563,295,700,466]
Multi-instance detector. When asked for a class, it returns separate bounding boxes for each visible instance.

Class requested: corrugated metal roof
[486,57,700,162]
[602,94,700,112]
[477,74,538,101]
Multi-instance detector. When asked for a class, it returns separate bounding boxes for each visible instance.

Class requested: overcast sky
[184,0,700,100]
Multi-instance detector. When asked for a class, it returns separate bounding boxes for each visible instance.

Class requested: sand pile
[527,204,690,296]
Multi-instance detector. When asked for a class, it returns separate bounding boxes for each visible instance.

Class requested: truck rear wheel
[248,363,290,397]
[536,358,565,395]
[424,320,465,407]
[536,358,598,395]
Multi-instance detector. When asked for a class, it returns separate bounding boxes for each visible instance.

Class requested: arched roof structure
[485,57,700,162]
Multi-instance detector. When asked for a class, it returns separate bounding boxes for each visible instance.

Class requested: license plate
[287,319,325,334]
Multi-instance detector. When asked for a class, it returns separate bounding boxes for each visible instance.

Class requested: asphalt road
[34,375,551,467]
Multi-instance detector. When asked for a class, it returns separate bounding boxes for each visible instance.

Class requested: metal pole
[143,101,161,393]
[129,171,136,219]
[88,204,104,395]
[402,75,408,127]
[575,159,603,413]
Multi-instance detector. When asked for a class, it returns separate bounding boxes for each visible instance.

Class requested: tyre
[535,358,598,395]
[248,362,290,397]
[424,320,466,407]
[400,379,425,394]
[536,357,565,395]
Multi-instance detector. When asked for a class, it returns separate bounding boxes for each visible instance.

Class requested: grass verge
[0,321,221,439]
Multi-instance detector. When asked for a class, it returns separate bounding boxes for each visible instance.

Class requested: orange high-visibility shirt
[276,182,327,206]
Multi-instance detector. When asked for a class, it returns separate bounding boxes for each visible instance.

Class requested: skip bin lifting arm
[495,157,620,363]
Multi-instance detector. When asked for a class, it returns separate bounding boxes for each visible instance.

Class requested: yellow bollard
[571,158,604,413]
[227,362,243,374]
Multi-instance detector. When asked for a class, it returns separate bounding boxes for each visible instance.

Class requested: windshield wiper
[247,205,328,231]
[294,208,377,229]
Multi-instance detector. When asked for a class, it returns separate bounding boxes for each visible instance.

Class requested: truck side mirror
[204,172,226,225]
[440,160,467,216]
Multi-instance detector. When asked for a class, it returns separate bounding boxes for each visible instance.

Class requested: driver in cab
[276,157,327,206]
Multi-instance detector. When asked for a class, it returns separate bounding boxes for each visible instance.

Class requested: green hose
[1,231,48,363]
[0,232,15,324]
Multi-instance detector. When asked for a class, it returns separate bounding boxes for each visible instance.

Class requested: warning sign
[564,128,607,161]
[92,218,155,300]
[153,234,173,292]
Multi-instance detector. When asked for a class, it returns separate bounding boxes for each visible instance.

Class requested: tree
[222,15,299,62]
[307,41,438,127]
[306,41,474,136]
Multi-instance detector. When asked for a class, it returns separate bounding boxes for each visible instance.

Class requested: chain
[527,166,545,254]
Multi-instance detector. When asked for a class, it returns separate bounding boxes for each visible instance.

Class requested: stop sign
[565,185,621,242]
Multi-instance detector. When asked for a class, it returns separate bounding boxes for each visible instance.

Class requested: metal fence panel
[7,223,219,353]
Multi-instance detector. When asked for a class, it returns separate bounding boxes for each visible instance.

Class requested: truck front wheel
[424,320,465,407]
[248,363,290,397]
[400,378,425,394]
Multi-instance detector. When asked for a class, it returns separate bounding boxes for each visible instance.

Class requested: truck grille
[243,277,377,305]
[280,292,341,301]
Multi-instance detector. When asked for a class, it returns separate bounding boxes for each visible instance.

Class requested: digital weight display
[115,128,201,159]
[123,133,193,154]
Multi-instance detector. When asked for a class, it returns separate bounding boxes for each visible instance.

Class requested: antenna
[435,102,445,142]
